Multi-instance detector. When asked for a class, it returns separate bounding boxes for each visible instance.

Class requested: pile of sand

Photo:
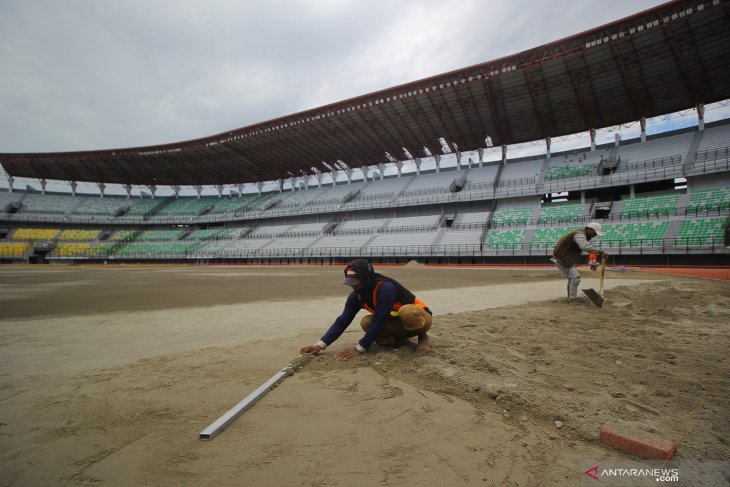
[307,279,729,464]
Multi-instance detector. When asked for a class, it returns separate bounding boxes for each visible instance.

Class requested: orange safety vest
[360,280,428,317]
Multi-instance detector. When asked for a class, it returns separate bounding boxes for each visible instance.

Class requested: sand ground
[0,264,728,486]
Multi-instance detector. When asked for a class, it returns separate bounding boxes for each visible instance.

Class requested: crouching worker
[300,259,433,360]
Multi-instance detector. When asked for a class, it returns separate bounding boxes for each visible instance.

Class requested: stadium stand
[2,123,729,264]
[186,228,226,240]
[366,231,438,251]
[127,199,163,216]
[686,187,730,213]
[48,243,91,257]
[696,123,730,153]
[86,243,116,257]
[308,234,373,251]
[455,211,490,227]
[0,242,32,257]
[12,228,61,241]
[464,165,499,189]
[544,163,597,180]
[263,237,318,251]
[383,214,440,231]
[676,217,727,246]
[617,131,694,164]
[437,229,482,248]
[21,194,80,214]
[397,171,458,195]
[501,158,543,180]
[538,203,586,223]
[620,193,681,218]
[114,242,200,256]
[602,221,670,247]
[58,229,101,241]
[335,217,388,234]
[0,191,20,211]
[491,208,533,226]
[285,222,329,236]
[73,197,129,215]
[248,224,294,238]
[111,230,138,241]
[198,238,272,255]
[484,228,527,250]
[136,229,186,241]
[156,197,218,216]
[530,226,577,250]
[210,194,260,213]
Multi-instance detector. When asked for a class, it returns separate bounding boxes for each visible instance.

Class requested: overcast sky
[0,0,673,155]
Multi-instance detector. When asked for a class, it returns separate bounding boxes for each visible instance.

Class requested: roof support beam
[609,37,653,120]
[479,75,511,147]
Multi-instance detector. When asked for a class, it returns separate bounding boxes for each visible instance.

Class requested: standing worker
[552,222,609,302]
[300,259,433,360]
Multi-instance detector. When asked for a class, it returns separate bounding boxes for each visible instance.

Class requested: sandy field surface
[0,264,728,486]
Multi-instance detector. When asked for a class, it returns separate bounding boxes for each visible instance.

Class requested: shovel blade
[583,288,604,308]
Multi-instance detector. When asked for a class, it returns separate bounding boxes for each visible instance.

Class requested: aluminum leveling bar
[199,355,312,440]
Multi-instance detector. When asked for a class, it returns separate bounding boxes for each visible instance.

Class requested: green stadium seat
[621,194,680,218]
[485,228,526,249]
[538,203,585,223]
[492,208,533,225]
[676,217,726,245]
[686,188,730,213]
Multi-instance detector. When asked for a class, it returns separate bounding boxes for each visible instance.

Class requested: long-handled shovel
[582,254,606,307]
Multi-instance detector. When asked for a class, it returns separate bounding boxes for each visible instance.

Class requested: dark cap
[342,267,360,286]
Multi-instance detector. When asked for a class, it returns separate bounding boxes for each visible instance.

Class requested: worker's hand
[300,345,322,355]
[335,348,361,360]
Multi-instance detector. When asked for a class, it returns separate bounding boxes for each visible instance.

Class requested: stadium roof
[2,0,730,187]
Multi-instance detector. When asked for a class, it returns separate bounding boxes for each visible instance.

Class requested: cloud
[0,0,668,153]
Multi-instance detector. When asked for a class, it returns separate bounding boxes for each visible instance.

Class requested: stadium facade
[1,0,729,266]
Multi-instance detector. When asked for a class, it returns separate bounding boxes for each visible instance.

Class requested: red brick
[599,426,676,460]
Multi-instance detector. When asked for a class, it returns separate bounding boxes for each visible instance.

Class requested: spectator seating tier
[620,193,680,218]
[492,208,533,225]
[539,203,586,223]
[686,188,730,212]
[602,221,670,247]
[544,164,596,180]
[676,217,727,245]
[49,243,91,257]
[484,229,526,249]
[59,229,102,241]
[12,228,61,241]
[0,242,32,257]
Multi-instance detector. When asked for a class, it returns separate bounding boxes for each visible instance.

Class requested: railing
[333,224,439,236]
[686,154,730,175]
[398,186,450,197]
[498,176,536,188]
[461,180,494,192]
[354,192,395,201]
[694,145,730,162]
[616,155,682,173]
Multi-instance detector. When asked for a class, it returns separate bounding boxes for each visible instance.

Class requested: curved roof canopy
[2,0,730,186]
